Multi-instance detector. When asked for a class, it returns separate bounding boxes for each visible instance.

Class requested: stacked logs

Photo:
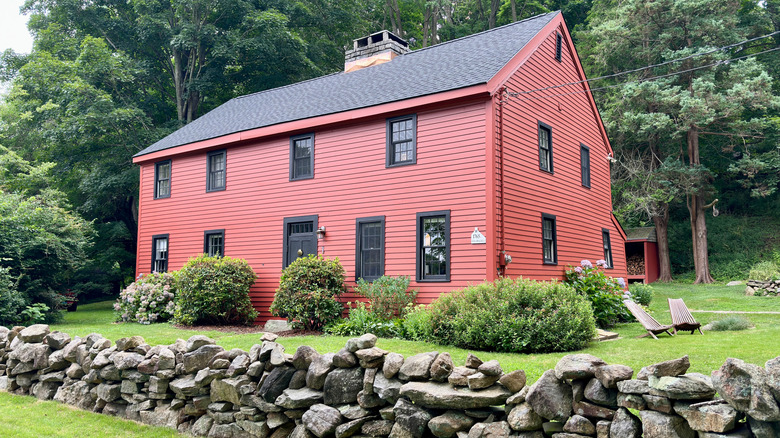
[627,254,645,276]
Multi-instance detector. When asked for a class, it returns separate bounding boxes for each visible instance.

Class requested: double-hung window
[355,217,385,281]
[154,160,171,199]
[387,115,416,167]
[207,150,226,191]
[538,122,553,173]
[204,230,225,257]
[602,229,613,268]
[290,134,314,180]
[152,234,169,272]
[581,144,591,188]
[542,214,557,264]
[417,210,450,281]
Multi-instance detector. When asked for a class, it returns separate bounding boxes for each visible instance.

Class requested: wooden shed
[625,227,659,284]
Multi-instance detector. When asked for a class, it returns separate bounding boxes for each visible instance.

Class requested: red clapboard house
[133,11,628,322]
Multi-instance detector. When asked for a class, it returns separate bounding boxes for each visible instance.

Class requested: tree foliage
[0,146,93,323]
[580,0,780,283]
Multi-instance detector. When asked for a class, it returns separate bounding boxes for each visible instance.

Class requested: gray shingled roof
[625,227,657,242]
[135,12,558,157]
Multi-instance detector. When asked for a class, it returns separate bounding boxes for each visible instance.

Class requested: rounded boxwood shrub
[174,255,257,326]
[422,277,596,353]
[270,255,345,330]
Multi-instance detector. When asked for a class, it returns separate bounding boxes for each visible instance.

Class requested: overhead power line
[505,31,780,99]
[502,45,780,103]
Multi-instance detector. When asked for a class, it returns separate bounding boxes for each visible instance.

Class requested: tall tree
[0,146,93,322]
[582,0,779,283]
[23,0,318,122]
[0,33,159,293]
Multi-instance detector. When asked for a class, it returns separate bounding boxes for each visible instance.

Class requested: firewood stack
[627,253,645,275]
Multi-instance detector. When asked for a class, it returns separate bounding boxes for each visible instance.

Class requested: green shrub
[0,266,26,326]
[325,302,399,338]
[564,260,632,328]
[419,278,595,353]
[353,275,418,320]
[270,255,345,330]
[748,261,780,281]
[174,255,257,326]
[629,283,654,306]
[709,316,752,331]
[20,303,50,325]
[398,304,434,341]
[115,272,176,324]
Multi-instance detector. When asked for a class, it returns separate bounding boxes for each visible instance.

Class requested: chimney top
[345,30,410,73]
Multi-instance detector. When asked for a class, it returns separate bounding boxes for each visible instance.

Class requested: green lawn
[0,392,184,438]
[1,281,777,437]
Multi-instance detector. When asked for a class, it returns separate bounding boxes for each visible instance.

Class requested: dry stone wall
[745,280,780,297]
[1,324,780,438]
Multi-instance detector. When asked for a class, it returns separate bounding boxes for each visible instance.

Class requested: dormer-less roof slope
[135,12,558,157]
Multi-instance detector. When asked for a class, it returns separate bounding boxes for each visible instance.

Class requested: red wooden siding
[495,23,628,281]
[136,100,491,322]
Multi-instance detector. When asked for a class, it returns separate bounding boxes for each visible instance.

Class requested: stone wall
[1,324,780,438]
[746,280,780,297]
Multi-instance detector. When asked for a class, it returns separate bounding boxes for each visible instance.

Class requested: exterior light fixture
[316,226,326,239]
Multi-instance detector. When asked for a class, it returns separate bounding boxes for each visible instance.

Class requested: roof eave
[133,83,491,164]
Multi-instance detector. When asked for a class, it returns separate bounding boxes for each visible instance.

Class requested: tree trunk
[422,7,430,47]
[387,0,403,37]
[687,125,714,284]
[653,204,674,282]
[511,0,517,22]
[173,49,185,122]
[488,0,501,28]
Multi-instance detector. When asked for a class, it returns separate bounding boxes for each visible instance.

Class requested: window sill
[386,161,416,169]
[543,261,558,266]
[290,175,314,182]
[416,278,450,283]
[206,187,226,193]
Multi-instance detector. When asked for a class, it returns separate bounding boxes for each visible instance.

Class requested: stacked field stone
[745,280,780,296]
[0,325,779,438]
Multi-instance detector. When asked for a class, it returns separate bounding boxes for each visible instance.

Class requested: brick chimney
[345,30,410,73]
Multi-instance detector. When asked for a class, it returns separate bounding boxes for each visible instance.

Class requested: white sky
[0,0,34,55]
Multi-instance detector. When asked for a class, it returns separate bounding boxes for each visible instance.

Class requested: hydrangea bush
[564,259,631,328]
[114,272,176,324]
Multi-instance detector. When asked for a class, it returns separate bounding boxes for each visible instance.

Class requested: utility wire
[505,31,780,98]
[502,45,780,103]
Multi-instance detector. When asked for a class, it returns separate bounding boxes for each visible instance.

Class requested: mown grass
[0,281,776,437]
[0,392,184,438]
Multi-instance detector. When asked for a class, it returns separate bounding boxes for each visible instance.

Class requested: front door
[284,215,318,267]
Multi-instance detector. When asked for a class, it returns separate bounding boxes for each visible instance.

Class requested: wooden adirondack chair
[668,298,703,335]
[623,299,675,339]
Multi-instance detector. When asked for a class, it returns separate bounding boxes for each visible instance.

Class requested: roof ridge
[233,11,559,100]
[406,11,559,56]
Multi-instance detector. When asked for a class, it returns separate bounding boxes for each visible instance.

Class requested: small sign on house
[471,227,486,244]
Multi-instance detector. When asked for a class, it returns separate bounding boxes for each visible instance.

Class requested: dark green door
[284,216,317,267]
